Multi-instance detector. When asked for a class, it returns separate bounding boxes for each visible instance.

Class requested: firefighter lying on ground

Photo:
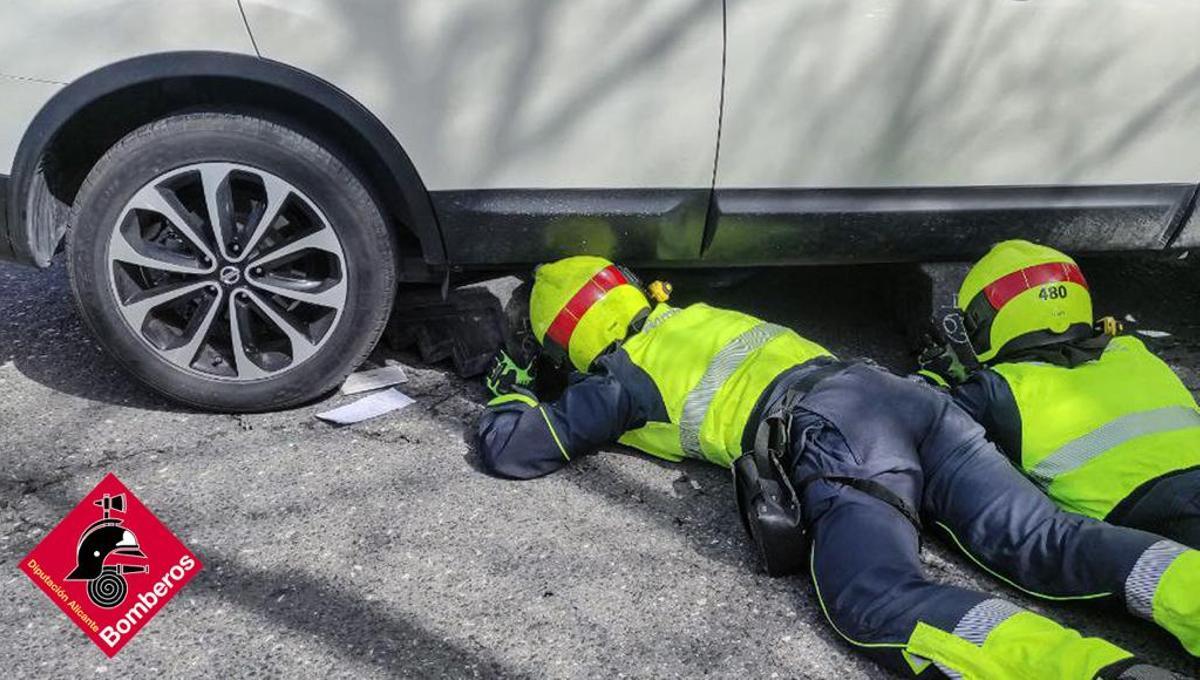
[919,240,1200,550]
[475,255,1199,679]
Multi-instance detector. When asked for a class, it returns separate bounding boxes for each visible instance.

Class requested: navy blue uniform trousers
[789,364,1162,675]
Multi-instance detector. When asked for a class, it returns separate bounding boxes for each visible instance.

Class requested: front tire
[67,112,396,411]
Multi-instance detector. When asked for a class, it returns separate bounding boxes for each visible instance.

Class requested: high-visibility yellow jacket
[617,303,832,467]
[957,335,1200,519]
[477,303,831,477]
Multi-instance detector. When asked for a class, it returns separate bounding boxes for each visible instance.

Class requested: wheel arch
[7,50,446,276]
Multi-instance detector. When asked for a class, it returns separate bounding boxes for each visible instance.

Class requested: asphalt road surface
[3,256,1199,679]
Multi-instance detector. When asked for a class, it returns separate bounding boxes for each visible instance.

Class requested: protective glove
[917,337,967,387]
[485,350,537,399]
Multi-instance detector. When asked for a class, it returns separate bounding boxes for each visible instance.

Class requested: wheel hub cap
[218,265,241,286]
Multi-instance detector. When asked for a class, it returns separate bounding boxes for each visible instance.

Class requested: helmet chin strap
[541,334,569,369]
[627,306,651,335]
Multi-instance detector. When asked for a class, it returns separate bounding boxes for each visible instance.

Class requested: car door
[709,0,1200,263]
[242,0,725,265]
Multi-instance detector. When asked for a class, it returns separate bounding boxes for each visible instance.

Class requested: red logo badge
[19,473,202,656]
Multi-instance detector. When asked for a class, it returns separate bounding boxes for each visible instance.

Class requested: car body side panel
[0,1,255,86]
[0,0,255,175]
[241,0,724,192]
[4,52,450,269]
[1168,193,1200,249]
[718,0,1200,189]
[0,76,61,176]
[703,184,1196,265]
[432,188,709,266]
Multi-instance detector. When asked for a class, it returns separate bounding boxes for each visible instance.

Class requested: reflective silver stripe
[952,598,1022,645]
[1118,664,1177,680]
[1125,540,1188,620]
[678,322,787,457]
[1028,406,1200,487]
[934,599,1024,679]
[640,307,679,334]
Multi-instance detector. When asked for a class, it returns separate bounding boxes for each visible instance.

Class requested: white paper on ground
[1124,313,1138,323]
[341,365,409,395]
[1137,329,1173,338]
[316,388,415,425]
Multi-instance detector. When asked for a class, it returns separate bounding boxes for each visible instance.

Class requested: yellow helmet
[530,256,651,371]
[959,240,1093,363]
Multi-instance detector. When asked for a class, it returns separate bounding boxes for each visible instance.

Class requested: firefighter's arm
[949,370,1023,465]
[916,337,970,388]
[915,308,983,387]
[476,371,639,480]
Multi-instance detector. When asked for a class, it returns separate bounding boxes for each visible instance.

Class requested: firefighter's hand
[485,350,537,398]
[917,339,966,387]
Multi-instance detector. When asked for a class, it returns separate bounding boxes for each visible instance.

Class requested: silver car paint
[0,76,61,176]
[240,0,725,191]
[719,0,1200,188]
[0,0,1198,191]
[0,0,255,174]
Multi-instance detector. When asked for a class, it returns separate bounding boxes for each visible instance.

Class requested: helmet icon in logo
[65,493,148,608]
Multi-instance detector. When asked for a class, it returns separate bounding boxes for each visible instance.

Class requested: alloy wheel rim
[106,162,348,381]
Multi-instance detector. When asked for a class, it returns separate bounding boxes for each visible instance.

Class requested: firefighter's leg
[1110,469,1200,550]
[919,399,1200,657]
[803,480,1140,678]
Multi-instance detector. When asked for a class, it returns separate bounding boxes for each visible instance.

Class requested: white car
[2,1,1199,410]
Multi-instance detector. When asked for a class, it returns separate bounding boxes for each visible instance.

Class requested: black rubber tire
[67,112,397,411]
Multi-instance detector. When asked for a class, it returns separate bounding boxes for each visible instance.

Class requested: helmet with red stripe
[530,256,651,371]
[958,240,1093,363]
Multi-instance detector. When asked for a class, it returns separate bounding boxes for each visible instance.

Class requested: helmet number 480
[1039,284,1069,301]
